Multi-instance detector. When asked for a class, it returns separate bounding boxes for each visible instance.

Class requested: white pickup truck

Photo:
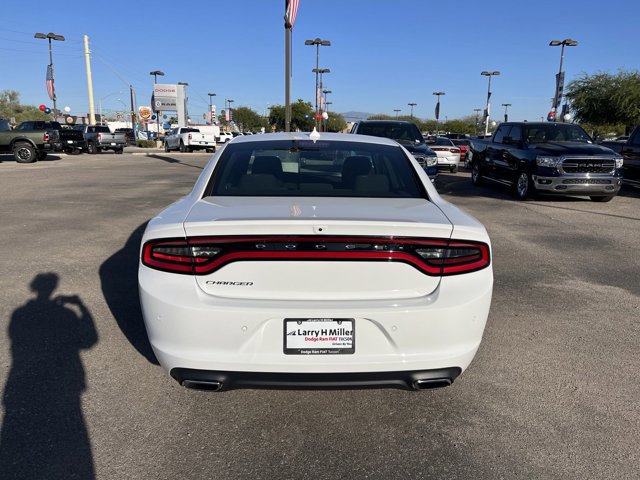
[164,127,216,153]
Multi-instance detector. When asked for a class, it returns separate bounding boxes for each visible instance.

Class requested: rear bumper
[171,367,462,391]
[139,266,493,380]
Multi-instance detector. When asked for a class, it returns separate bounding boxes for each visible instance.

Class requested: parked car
[115,128,136,145]
[349,120,438,183]
[75,125,127,154]
[0,118,58,163]
[16,120,85,154]
[217,131,233,143]
[599,125,640,185]
[139,132,493,391]
[470,122,623,201]
[451,139,473,168]
[164,127,216,153]
[426,136,461,173]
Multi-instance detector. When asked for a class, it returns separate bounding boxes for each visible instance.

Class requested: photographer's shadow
[0,273,97,479]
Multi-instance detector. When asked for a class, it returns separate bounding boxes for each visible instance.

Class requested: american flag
[46,64,55,101]
[284,0,300,29]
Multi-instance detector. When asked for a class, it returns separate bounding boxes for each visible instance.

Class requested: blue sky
[1,0,638,123]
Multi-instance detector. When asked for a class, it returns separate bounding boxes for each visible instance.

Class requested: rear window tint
[207,140,426,199]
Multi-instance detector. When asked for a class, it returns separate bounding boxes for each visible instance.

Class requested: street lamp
[149,70,165,138]
[432,92,445,134]
[501,103,512,123]
[208,92,216,125]
[34,32,65,116]
[312,68,330,131]
[408,102,417,119]
[473,108,482,136]
[480,71,500,135]
[305,37,331,130]
[225,99,234,129]
[393,109,401,118]
[549,38,577,122]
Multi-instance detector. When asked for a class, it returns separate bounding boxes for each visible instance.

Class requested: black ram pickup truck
[599,126,640,186]
[470,122,624,202]
[15,120,86,154]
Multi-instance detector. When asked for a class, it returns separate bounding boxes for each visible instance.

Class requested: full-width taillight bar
[142,236,490,277]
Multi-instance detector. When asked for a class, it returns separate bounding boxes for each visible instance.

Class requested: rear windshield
[356,123,424,144]
[524,124,592,144]
[427,137,454,146]
[207,140,426,198]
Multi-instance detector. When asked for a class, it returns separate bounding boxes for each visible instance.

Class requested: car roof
[230,131,399,147]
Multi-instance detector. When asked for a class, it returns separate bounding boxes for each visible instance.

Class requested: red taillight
[97,133,102,142]
[188,133,192,140]
[43,132,49,142]
[141,236,490,276]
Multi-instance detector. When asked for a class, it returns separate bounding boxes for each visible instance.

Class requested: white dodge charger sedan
[139,132,493,391]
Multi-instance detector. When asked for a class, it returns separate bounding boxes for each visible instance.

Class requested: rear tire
[590,195,614,202]
[179,141,187,153]
[450,165,458,173]
[13,142,37,163]
[164,142,170,152]
[87,142,97,154]
[115,148,124,154]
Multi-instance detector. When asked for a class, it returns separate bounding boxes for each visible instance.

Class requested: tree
[230,106,268,132]
[0,90,51,124]
[269,100,315,132]
[566,70,640,129]
[324,112,347,132]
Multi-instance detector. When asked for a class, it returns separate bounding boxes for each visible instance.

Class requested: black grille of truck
[560,158,615,174]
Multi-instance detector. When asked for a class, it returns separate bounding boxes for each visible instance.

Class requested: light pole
[225,99,234,130]
[305,38,331,130]
[549,38,577,122]
[432,92,445,135]
[473,108,482,136]
[480,71,500,135]
[502,103,512,123]
[394,109,401,118]
[408,102,417,119]
[322,89,332,131]
[312,68,330,131]
[149,70,165,139]
[34,32,65,117]
[208,93,216,125]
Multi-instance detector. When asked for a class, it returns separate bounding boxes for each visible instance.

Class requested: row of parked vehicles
[0,120,130,162]
[348,119,638,203]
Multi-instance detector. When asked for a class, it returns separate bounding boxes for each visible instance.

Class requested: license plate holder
[284,318,354,355]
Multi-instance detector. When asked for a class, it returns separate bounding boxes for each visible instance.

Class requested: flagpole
[285,23,291,132]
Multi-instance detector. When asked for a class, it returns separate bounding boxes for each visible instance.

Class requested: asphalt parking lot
[0,151,638,480]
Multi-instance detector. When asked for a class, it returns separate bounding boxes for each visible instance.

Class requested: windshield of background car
[207,140,426,199]
[524,124,592,144]
[357,123,424,144]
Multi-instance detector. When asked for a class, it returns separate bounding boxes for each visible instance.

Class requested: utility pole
[83,35,96,125]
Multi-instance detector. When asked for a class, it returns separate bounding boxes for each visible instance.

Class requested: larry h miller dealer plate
[284,318,355,355]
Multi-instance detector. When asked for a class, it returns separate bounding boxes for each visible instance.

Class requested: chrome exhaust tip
[182,379,223,391]
[412,378,452,390]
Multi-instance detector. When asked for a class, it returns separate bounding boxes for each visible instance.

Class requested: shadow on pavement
[0,273,97,479]
[99,222,158,365]
[146,153,206,170]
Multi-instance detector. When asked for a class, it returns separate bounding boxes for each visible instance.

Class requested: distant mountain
[340,111,374,122]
